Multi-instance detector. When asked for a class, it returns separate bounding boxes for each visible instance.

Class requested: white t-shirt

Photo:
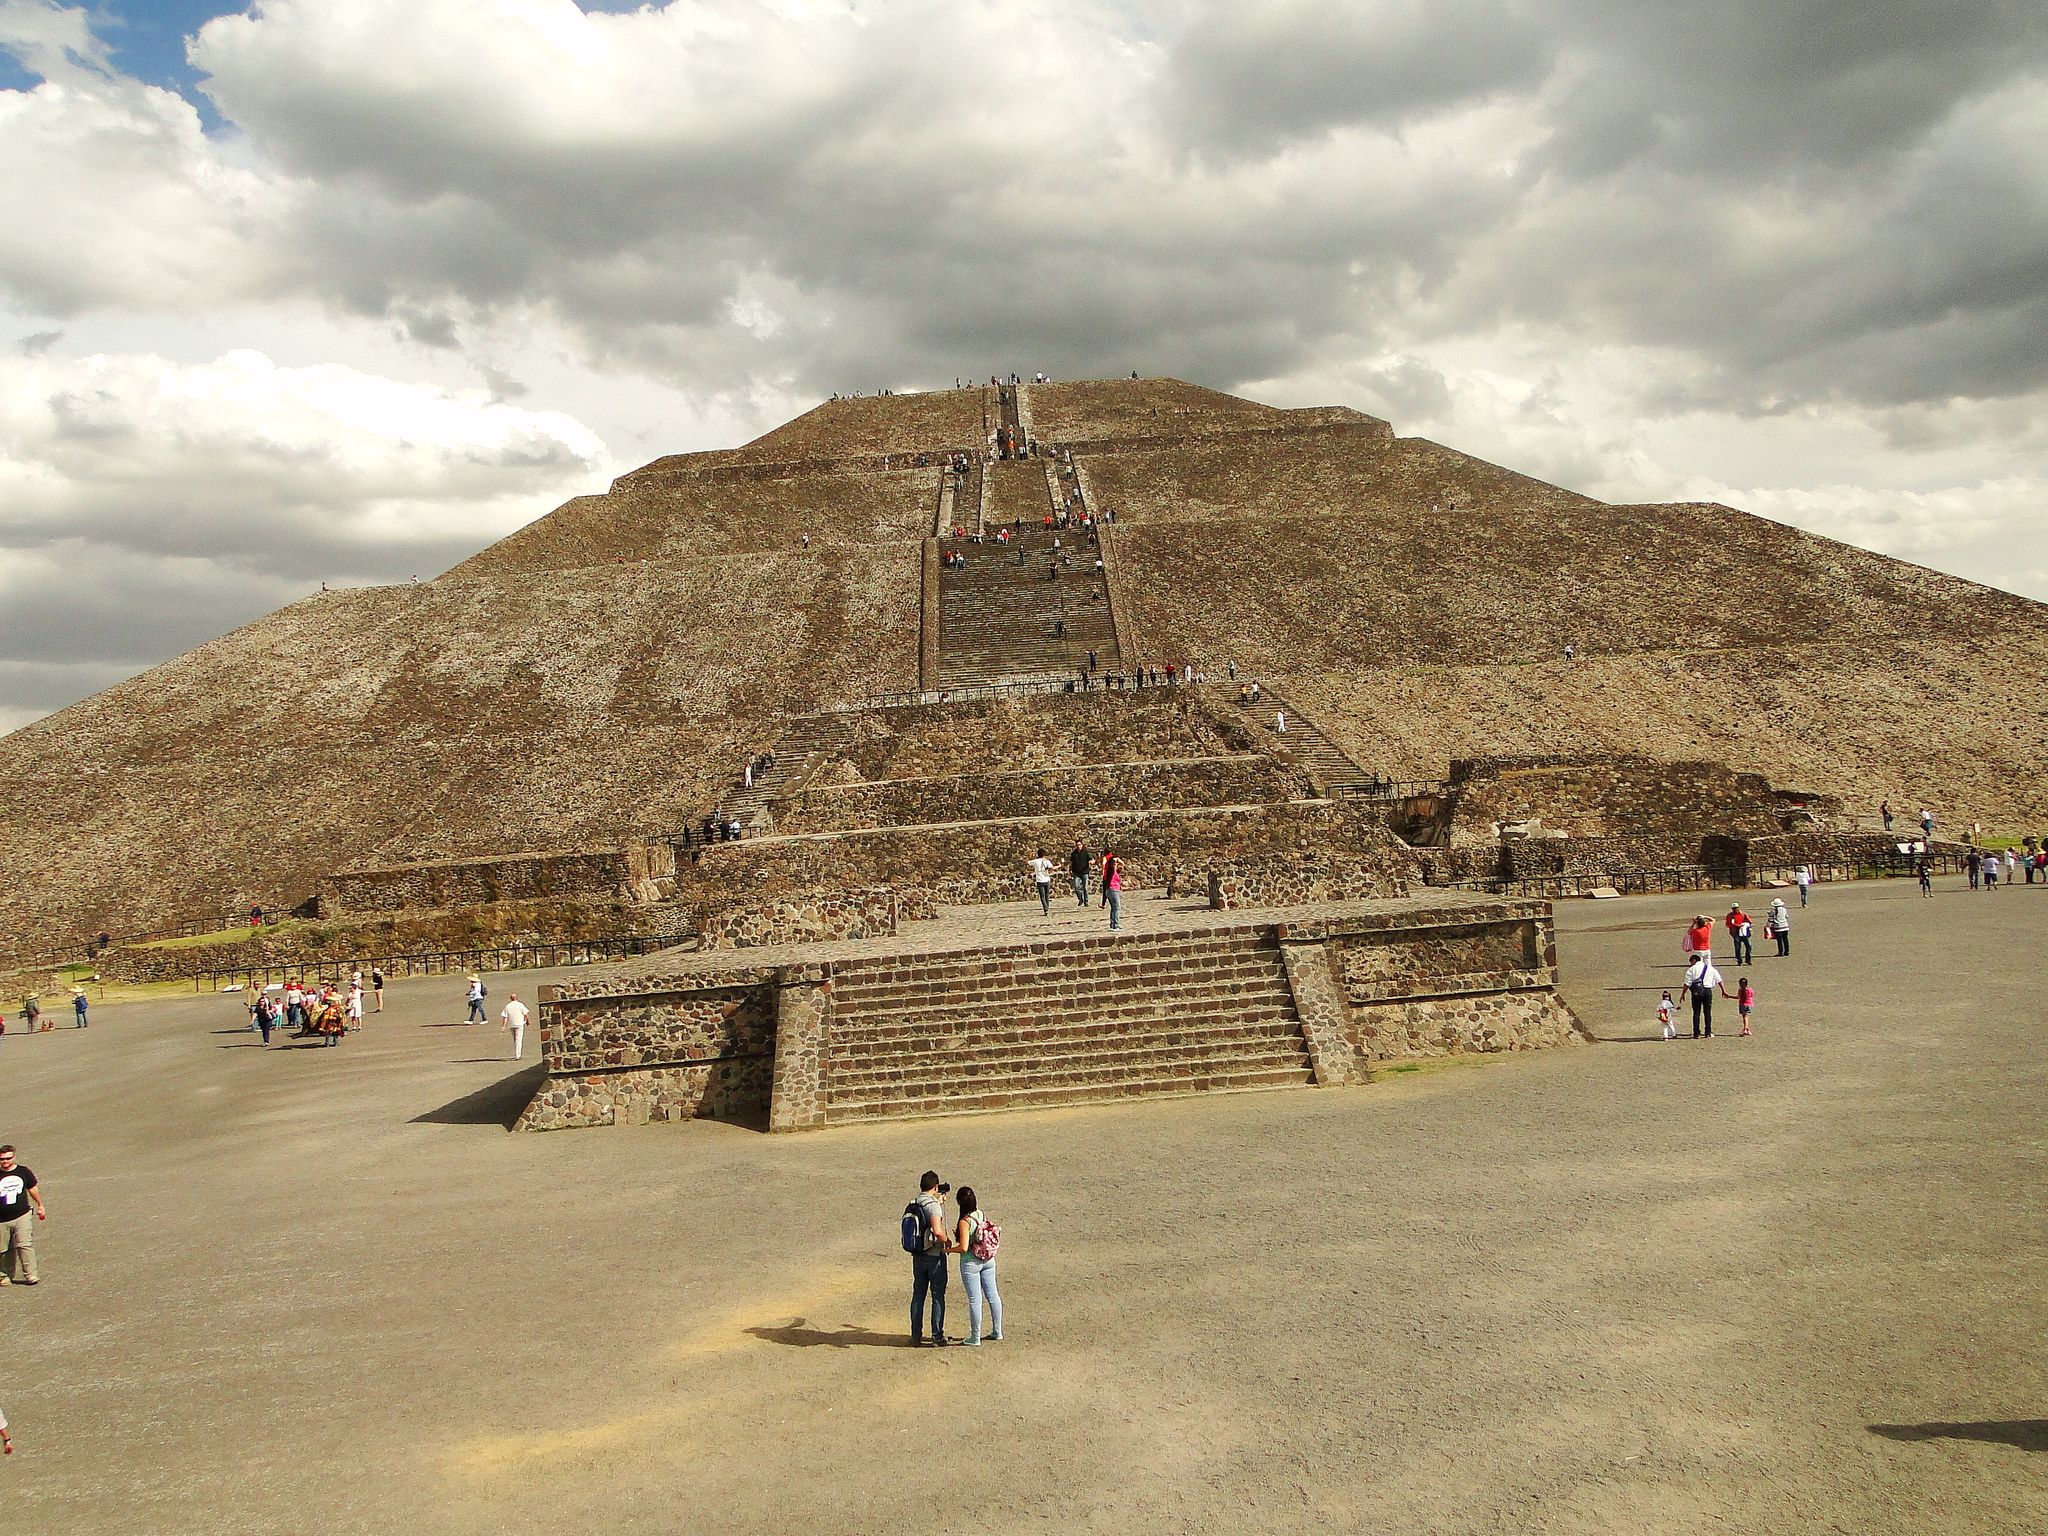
[1027,857,1054,884]
[1684,958,1723,992]
[500,1000,529,1029]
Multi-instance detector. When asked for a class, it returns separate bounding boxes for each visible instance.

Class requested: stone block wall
[681,800,1418,914]
[323,843,674,916]
[1442,756,1795,843]
[774,755,1306,835]
[1209,852,1404,909]
[697,889,910,949]
[518,974,777,1130]
[1272,902,1582,1067]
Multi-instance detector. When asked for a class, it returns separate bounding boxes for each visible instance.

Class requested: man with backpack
[903,1171,951,1346]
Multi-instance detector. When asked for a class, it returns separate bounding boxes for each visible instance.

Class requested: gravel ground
[0,876,2041,1534]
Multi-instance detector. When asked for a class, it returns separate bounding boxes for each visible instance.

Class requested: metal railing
[1428,848,1971,900]
[193,935,668,993]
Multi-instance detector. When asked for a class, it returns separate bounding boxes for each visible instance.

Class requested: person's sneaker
[910,1338,928,1348]
[963,1338,981,1347]
[15,1278,36,1286]
[987,1332,1002,1341]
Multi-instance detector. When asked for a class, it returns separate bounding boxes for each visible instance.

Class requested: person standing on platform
[1027,850,1055,915]
[1069,839,1091,907]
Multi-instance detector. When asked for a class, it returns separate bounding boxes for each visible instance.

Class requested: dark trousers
[1036,881,1051,914]
[1690,986,1713,1037]
[1773,930,1790,956]
[1733,934,1753,965]
[911,1251,948,1341]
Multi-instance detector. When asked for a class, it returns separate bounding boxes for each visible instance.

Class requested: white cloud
[0,0,2040,731]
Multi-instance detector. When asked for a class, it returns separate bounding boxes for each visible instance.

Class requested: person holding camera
[906,1171,951,1346]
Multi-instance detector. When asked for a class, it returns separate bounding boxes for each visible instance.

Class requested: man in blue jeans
[909,1171,950,1346]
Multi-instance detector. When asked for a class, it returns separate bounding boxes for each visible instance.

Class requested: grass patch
[137,920,314,952]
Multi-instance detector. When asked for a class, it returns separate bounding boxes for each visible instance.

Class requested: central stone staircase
[937,525,1119,687]
[708,711,862,834]
[1233,689,1375,796]
[820,926,1313,1123]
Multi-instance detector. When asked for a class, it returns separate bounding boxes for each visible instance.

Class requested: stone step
[830,973,1292,1026]
[830,1040,1309,1096]
[831,991,1299,1045]
[832,928,1280,977]
[830,942,1285,991]
[827,1024,1294,1081]
[823,1065,1317,1123]
[831,952,1284,999]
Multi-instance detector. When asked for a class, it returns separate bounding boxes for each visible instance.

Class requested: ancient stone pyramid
[2,375,2043,953]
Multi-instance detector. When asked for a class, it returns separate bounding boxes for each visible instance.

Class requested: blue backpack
[900,1202,925,1254]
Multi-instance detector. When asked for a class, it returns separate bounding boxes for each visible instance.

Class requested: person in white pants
[500,994,530,1060]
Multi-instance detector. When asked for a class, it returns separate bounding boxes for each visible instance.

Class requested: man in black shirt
[0,1145,44,1286]
[1069,839,1091,908]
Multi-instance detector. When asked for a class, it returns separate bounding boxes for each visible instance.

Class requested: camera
[938,1182,951,1195]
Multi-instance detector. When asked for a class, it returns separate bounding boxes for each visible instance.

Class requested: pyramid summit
[1,374,2042,969]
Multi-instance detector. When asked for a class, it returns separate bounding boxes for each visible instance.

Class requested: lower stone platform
[515,890,1584,1131]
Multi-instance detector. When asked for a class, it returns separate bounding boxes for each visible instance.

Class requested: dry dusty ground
[0,877,2042,1534]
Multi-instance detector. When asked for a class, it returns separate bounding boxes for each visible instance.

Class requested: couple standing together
[904,1171,1003,1347]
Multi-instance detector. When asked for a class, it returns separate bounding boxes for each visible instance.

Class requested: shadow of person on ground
[411,1062,545,1128]
[1869,1420,2048,1452]
[745,1322,912,1349]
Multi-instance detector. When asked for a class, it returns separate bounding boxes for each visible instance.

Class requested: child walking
[1657,990,1675,1041]
[1738,977,1755,1037]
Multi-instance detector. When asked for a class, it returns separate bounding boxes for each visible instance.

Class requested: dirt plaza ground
[0,877,2042,1534]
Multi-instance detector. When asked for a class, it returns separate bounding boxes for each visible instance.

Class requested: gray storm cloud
[0,0,2042,731]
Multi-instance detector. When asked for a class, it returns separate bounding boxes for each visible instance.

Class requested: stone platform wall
[774,755,1306,835]
[517,972,778,1130]
[516,895,1580,1134]
[1276,901,1581,1070]
[1209,853,1399,909]
[322,843,674,916]
[680,800,1418,915]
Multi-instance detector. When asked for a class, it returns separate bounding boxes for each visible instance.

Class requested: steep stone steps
[706,712,862,835]
[937,521,1121,687]
[820,926,1312,1124]
[1229,689,1374,795]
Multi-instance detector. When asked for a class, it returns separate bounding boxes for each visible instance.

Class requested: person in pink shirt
[1737,977,1756,1037]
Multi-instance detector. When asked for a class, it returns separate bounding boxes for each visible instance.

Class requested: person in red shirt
[1684,915,1714,960]
[1724,905,1754,965]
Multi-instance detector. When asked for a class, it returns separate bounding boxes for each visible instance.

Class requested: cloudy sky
[1,0,2044,731]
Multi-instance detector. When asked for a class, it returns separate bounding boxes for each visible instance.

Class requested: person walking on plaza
[371,967,385,1012]
[1737,977,1756,1037]
[18,997,38,1034]
[1796,865,1812,907]
[1725,905,1753,966]
[1967,848,1982,889]
[906,1171,950,1346]
[1101,851,1124,931]
[1918,859,1933,897]
[1766,897,1791,957]
[1683,953,1734,1038]
[950,1186,1003,1345]
[71,989,87,1028]
[1984,851,2001,890]
[500,993,530,1060]
[0,1145,45,1286]
[465,975,487,1024]
[1027,849,1055,915]
[1068,838,1091,907]
[346,983,364,1032]
[0,1405,10,1454]
[1657,990,1675,1041]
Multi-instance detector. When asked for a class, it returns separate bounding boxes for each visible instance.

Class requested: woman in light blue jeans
[949,1186,1002,1345]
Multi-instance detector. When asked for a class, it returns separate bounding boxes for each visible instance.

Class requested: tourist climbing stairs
[1232,689,1376,796]
[705,711,862,836]
[937,480,1121,687]
[819,926,1313,1123]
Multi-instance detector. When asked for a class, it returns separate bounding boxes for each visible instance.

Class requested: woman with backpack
[949,1186,1003,1346]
